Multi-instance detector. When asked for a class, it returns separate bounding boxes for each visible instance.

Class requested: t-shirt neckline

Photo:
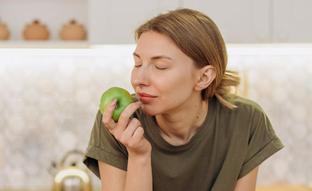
[145,96,217,153]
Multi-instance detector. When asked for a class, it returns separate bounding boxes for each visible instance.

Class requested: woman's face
[131,31,201,116]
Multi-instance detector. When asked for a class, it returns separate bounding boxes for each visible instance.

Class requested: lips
[137,92,157,104]
[138,92,157,98]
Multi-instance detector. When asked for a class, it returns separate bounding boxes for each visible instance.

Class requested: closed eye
[155,65,167,70]
[134,61,142,67]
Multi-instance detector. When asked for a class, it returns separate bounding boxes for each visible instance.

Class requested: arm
[125,153,152,191]
[99,161,126,191]
[234,167,259,191]
[98,154,152,191]
[99,100,153,191]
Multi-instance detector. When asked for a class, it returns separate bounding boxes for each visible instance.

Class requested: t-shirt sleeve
[83,110,128,178]
[238,107,284,179]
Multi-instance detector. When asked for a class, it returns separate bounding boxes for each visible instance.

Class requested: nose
[131,65,149,87]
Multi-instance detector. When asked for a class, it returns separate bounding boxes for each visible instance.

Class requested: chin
[141,106,160,116]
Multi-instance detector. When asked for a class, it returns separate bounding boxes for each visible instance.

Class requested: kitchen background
[0,0,312,191]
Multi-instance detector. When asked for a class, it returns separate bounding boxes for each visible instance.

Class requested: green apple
[99,87,135,122]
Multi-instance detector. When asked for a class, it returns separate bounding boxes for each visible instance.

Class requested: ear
[194,65,216,91]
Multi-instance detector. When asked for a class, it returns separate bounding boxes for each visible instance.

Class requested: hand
[102,100,152,158]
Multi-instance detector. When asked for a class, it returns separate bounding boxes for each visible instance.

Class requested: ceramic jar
[0,21,10,40]
[23,19,50,40]
[59,19,87,40]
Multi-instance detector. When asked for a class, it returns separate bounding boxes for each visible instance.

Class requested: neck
[155,94,208,145]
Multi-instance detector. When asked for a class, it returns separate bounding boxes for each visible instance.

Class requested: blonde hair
[135,8,240,109]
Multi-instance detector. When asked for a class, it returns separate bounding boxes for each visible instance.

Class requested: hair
[135,8,240,109]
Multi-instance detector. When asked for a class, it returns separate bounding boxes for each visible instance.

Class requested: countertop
[256,185,312,191]
[1,185,311,191]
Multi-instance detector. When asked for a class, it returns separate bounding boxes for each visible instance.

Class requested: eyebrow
[133,52,173,61]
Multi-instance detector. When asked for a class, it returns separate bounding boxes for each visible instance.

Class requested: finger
[131,126,145,144]
[116,101,141,131]
[102,99,117,130]
[119,118,141,144]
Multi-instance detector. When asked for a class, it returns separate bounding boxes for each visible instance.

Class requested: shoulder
[225,95,266,119]
[232,96,263,112]
[227,96,276,138]
[215,95,270,133]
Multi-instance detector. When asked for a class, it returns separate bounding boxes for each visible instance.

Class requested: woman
[83,8,284,191]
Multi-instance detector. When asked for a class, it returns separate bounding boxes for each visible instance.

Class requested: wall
[0,44,311,189]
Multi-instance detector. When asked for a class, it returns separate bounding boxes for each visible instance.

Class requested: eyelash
[134,63,167,70]
[155,66,167,70]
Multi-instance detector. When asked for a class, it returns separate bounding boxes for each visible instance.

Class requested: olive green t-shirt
[83,96,284,191]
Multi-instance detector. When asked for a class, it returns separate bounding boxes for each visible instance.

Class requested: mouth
[137,93,157,104]
[137,92,157,97]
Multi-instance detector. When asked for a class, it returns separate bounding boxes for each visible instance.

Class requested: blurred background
[0,0,311,191]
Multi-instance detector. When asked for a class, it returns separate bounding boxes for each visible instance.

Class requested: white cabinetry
[182,0,272,43]
[88,0,180,44]
[273,0,312,42]
[1,0,311,44]
[89,0,275,43]
[182,0,312,43]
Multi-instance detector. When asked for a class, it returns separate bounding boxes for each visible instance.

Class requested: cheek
[157,70,195,103]
[130,67,196,115]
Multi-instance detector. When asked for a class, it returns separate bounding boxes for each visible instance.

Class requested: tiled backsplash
[0,44,311,189]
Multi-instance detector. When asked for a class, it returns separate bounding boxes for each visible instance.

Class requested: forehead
[135,31,182,56]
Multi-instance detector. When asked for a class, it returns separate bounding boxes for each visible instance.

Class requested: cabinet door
[88,0,180,44]
[273,0,312,42]
[181,0,272,43]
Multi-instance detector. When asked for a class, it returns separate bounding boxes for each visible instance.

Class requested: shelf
[0,41,90,49]
[0,0,88,41]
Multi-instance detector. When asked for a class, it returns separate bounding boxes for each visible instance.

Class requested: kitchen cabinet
[1,0,312,44]
[89,0,312,43]
[182,0,312,43]
[88,0,180,44]
[182,0,271,43]
[273,0,312,42]
[88,0,274,43]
